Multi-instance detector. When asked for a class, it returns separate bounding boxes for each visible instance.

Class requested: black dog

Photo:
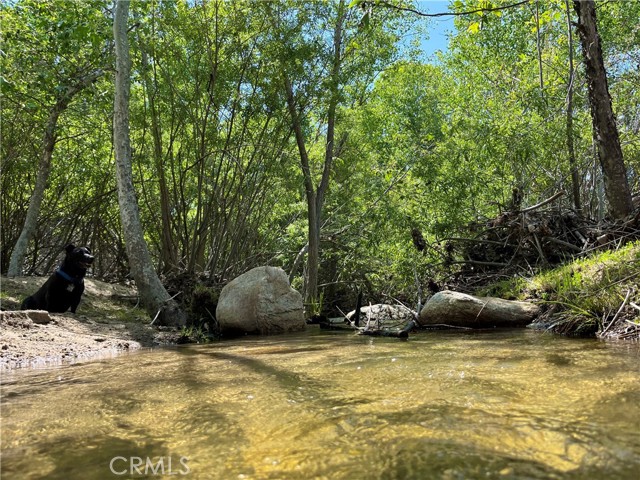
[21,244,94,313]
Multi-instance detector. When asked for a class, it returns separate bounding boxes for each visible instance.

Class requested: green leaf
[467,21,481,34]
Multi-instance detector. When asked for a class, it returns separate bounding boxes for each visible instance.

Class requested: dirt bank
[0,276,182,370]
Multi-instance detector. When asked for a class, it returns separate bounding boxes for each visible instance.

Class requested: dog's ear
[65,244,76,253]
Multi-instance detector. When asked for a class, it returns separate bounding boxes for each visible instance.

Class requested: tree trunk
[113,0,185,326]
[8,70,103,277]
[565,0,581,213]
[535,0,544,96]
[140,46,176,273]
[283,1,345,307]
[284,73,319,303]
[574,0,632,219]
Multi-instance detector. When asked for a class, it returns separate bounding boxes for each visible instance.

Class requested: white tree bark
[113,0,185,326]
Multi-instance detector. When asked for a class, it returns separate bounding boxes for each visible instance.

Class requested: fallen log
[418,290,540,329]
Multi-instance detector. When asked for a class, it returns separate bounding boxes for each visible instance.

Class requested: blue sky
[415,1,456,58]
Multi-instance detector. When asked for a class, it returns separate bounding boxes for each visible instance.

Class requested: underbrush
[478,241,640,339]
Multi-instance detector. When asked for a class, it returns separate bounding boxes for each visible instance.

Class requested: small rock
[27,310,52,324]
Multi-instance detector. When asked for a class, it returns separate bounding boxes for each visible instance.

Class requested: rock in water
[216,266,305,335]
[346,304,416,329]
[418,290,539,329]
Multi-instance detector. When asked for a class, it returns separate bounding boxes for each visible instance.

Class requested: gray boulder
[216,266,305,335]
[346,304,416,329]
[418,290,539,329]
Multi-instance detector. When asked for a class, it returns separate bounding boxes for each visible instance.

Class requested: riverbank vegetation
[478,240,640,339]
[1,1,639,339]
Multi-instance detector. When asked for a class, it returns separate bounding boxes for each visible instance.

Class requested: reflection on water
[1,329,639,479]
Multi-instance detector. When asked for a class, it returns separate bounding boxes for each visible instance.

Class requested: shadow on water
[350,436,637,480]
[178,347,373,410]
[1,435,169,480]
[1,375,97,402]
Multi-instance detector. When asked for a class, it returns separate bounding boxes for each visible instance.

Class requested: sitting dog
[21,244,94,313]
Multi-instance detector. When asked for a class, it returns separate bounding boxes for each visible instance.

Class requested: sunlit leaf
[467,21,481,34]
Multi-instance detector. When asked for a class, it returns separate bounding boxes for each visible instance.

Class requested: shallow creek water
[1,329,639,479]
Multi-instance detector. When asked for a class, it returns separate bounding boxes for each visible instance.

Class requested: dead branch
[602,289,632,335]
[519,191,565,213]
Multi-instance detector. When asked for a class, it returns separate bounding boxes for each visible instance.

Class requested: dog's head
[64,244,95,271]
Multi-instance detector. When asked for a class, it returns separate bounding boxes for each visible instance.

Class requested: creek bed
[1,329,639,479]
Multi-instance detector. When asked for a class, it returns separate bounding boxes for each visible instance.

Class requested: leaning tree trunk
[113,0,185,326]
[7,70,103,277]
[574,0,632,219]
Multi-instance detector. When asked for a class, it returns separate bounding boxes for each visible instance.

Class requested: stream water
[1,329,639,479]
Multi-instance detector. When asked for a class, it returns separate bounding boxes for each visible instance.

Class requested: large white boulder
[216,266,305,335]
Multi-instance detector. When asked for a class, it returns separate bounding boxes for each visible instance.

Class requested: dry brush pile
[439,192,640,281]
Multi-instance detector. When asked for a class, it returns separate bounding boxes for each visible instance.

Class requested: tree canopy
[2,0,638,315]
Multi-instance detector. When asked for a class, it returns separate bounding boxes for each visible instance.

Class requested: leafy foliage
[1,0,638,315]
